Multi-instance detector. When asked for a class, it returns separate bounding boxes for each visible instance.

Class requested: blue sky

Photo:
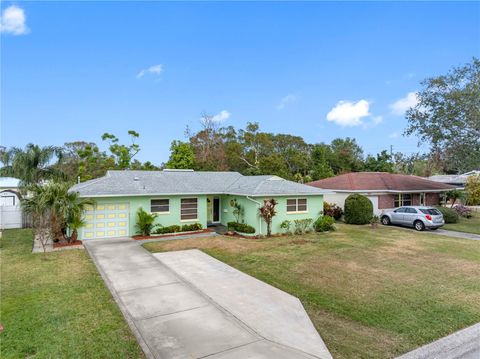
[2,1,479,165]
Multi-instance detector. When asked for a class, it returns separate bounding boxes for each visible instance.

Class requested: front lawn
[0,229,144,359]
[144,224,480,359]
[443,209,480,234]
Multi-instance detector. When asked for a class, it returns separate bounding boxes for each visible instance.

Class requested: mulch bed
[53,240,83,249]
[132,228,214,240]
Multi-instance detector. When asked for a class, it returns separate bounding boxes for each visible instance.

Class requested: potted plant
[370,215,380,229]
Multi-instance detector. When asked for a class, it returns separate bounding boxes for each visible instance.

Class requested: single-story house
[70,169,330,240]
[428,170,479,188]
[0,177,23,230]
[307,172,456,215]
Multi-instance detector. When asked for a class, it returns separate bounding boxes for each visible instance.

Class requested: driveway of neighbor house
[431,229,480,241]
[84,237,332,359]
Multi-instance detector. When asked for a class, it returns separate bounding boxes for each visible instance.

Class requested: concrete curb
[397,323,480,359]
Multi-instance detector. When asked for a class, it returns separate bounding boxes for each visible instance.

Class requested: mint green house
[70,170,330,240]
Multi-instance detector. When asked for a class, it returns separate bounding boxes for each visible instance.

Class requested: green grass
[145,224,480,359]
[443,210,480,234]
[0,229,144,359]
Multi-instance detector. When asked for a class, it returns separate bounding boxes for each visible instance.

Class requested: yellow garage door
[82,203,129,239]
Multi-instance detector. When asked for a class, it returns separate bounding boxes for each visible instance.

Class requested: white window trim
[286,198,308,214]
[150,198,170,214]
[180,197,198,221]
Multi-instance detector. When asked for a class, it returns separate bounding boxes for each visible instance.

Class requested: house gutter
[246,196,262,235]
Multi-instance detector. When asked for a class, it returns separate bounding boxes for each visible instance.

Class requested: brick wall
[378,195,394,209]
[425,193,441,206]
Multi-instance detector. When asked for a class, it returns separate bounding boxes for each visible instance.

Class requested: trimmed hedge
[435,206,459,223]
[314,216,335,232]
[227,222,256,234]
[153,223,203,234]
[344,194,373,225]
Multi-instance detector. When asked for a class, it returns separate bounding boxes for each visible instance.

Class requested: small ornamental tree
[229,199,243,223]
[259,198,277,236]
[344,194,373,225]
[465,175,480,205]
[446,189,465,208]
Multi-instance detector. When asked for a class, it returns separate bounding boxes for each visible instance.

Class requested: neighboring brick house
[307,172,456,215]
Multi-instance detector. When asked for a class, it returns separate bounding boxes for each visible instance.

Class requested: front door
[212,197,220,223]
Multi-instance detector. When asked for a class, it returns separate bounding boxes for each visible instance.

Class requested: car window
[405,208,417,214]
[420,208,441,215]
[394,207,406,213]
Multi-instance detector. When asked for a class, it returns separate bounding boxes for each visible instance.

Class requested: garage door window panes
[151,199,169,213]
[287,198,308,213]
[181,198,198,220]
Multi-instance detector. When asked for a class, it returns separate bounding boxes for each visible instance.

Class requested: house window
[151,199,169,213]
[394,193,412,207]
[286,198,308,213]
[181,198,198,220]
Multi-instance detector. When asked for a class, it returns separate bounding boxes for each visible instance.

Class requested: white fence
[0,205,23,229]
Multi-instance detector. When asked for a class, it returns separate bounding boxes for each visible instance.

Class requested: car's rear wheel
[381,216,390,225]
[414,220,425,231]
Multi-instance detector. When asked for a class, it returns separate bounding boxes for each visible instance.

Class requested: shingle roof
[70,170,329,197]
[307,172,457,192]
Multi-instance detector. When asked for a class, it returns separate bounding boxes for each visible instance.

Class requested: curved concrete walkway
[84,237,332,359]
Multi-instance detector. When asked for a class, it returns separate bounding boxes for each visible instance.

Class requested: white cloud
[276,94,297,110]
[0,5,29,35]
[390,92,418,115]
[211,110,230,122]
[136,64,163,79]
[326,99,371,127]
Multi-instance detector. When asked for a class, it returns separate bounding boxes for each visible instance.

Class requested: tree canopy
[405,58,480,173]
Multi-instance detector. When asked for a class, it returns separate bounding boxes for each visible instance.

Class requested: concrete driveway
[84,238,332,359]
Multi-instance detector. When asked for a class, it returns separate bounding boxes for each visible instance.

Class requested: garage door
[83,203,129,239]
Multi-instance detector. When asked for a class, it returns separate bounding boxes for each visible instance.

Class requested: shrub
[323,202,343,220]
[453,205,473,218]
[344,194,373,225]
[154,225,181,234]
[280,220,292,234]
[227,221,256,234]
[181,223,203,231]
[135,208,158,236]
[314,216,335,232]
[293,218,314,234]
[435,206,459,223]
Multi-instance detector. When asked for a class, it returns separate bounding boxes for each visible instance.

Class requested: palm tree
[21,184,52,253]
[0,143,64,188]
[22,182,94,244]
[40,182,94,242]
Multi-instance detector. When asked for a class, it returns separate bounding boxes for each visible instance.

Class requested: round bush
[344,194,373,225]
[314,215,335,232]
[435,206,459,223]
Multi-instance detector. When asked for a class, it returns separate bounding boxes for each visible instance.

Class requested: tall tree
[364,150,394,172]
[166,140,195,169]
[329,138,364,174]
[310,144,334,180]
[405,58,480,173]
[101,130,141,169]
